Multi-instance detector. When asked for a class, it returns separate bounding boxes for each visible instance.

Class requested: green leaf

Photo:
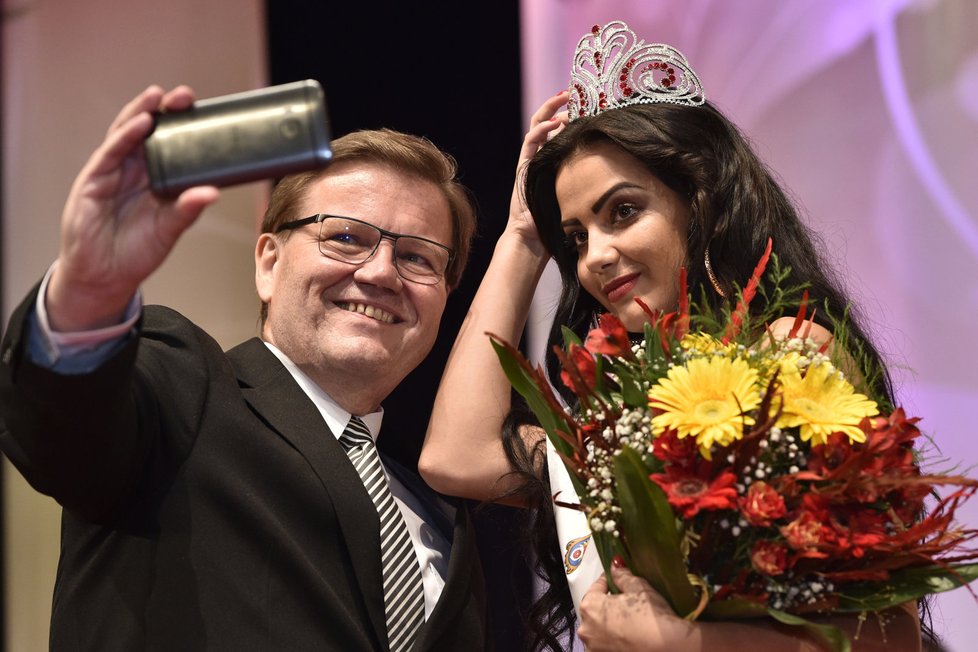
[591,530,626,594]
[766,608,851,652]
[561,325,582,347]
[613,446,698,616]
[617,368,647,407]
[836,563,978,612]
[643,321,661,362]
[490,338,573,459]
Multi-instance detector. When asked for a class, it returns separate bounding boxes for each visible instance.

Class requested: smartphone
[144,79,332,196]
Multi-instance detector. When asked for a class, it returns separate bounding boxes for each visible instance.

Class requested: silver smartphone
[144,79,332,196]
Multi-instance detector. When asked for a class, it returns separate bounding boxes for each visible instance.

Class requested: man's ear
[255,233,279,303]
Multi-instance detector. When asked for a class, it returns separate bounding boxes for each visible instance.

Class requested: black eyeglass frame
[275,213,456,284]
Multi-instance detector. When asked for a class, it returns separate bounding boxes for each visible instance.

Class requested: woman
[420,21,921,651]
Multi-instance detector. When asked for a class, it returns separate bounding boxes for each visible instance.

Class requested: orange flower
[781,511,832,556]
[740,481,788,527]
[751,540,789,576]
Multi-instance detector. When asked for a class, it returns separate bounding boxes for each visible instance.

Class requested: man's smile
[336,301,397,324]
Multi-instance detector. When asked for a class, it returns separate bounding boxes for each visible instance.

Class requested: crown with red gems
[567,20,705,121]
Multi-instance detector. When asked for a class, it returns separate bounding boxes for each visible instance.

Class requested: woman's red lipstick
[602,273,639,303]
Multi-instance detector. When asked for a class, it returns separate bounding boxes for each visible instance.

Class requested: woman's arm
[418,93,567,501]
[578,566,921,652]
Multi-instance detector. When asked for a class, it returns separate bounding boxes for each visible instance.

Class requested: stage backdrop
[1,0,267,648]
[521,1,978,650]
[3,0,976,650]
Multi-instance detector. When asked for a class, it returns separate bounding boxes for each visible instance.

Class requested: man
[0,85,485,650]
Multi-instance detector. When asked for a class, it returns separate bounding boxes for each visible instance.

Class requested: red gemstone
[653,62,661,69]
[623,87,633,96]
[620,74,627,81]
[592,25,600,34]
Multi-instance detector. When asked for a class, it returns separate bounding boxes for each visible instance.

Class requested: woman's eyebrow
[590,182,642,214]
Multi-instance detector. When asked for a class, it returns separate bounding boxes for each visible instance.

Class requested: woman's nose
[582,229,619,273]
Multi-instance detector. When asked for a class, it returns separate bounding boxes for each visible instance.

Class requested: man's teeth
[339,302,395,324]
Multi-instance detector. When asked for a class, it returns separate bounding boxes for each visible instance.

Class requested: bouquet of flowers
[492,241,978,651]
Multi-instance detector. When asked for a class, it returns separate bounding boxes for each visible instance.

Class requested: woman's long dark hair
[505,101,897,649]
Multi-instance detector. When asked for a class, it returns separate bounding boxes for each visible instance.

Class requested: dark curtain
[265,2,533,648]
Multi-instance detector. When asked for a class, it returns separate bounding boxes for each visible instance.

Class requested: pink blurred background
[522,2,978,649]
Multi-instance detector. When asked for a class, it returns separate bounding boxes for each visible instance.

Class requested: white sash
[546,436,603,618]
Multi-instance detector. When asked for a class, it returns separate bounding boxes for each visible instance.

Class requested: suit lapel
[228,338,389,647]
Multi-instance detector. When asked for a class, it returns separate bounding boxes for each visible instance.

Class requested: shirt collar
[262,341,384,442]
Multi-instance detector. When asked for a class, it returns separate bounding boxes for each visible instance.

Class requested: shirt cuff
[29,262,142,369]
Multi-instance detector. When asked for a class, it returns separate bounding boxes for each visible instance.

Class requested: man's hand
[47,85,220,332]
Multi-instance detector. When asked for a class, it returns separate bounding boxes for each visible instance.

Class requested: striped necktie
[339,416,424,652]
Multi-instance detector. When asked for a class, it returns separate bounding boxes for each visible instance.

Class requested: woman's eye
[612,204,639,222]
[563,230,587,249]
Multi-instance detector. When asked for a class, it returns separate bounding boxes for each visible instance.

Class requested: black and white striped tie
[339,416,424,652]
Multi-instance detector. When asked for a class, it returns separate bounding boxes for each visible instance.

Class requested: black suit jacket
[0,290,486,651]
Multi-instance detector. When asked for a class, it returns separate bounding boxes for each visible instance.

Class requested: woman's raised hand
[47,85,220,332]
[504,90,568,255]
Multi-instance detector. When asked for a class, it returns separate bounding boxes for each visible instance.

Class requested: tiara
[567,21,705,121]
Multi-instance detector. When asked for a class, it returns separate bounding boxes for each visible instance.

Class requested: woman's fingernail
[549,116,559,122]
[612,555,625,568]
[556,89,568,96]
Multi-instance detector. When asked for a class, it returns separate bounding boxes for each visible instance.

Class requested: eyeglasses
[275,214,455,286]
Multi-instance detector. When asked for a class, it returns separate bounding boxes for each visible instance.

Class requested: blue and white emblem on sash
[563,533,591,574]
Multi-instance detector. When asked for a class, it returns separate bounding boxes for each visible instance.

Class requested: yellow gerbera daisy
[648,356,761,457]
[757,350,804,386]
[777,362,878,446]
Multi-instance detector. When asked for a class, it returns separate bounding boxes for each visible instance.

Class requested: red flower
[740,481,788,527]
[862,409,921,477]
[806,432,856,477]
[651,428,699,467]
[560,343,597,391]
[723,237,772,344]
[651,464,738,518]
[585,313,631,357]
[750,540,789,576]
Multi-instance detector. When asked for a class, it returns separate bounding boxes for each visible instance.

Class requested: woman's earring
[704,247,727,298]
